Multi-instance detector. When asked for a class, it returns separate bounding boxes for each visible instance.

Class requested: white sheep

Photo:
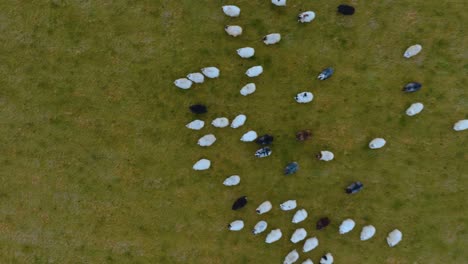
[186,72,204,83]
[252,220,268,235]
[369,138,386,149]
[193,159,211,170]
[265,229,282,243]
[263,33,281,45]
[318,151,334,161]
[319,253,334,264]
[201,67,220,78]
[197,134,216,147]
[246,65,263,77]
[256,201,272,214]
[360,225,376,241]
[186,120,204,130]
[406,102,424,116]
[237,47,255,58]
[303,237,319,252]
[453,119,468,131]
[290,228,307,243]
[222,5,240,17]
[272,0,286,7]
[231,114,246,128]
[241,130,258,142]
[174,78,192,89]
[403,44,422,58]
[387,229,403,247]
[295,92,314,103]
[292,209,308,223]
[298,11,316,23]
[225,25,243,37]
[339,219,355,234]
[228,220,244,231]
[240,83,256,96]
[283,249,299,264]
[223,175,240,186]
[280,200,297,211]
[302,259,314,264]
[212,117,229,128]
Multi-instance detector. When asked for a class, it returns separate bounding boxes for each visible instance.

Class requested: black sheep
[256,134,274,145]
[189,104,207,114]
[232,196,247,210]
[338,4,355,15]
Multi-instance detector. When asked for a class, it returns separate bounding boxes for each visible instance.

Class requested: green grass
[0,0,467,263]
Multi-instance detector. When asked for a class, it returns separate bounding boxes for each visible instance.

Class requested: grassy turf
[0,0,467,263]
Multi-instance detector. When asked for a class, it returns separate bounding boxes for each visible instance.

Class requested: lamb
[404,44,422,58]
[280,200,297,211]
[189,104,207,114]
[201,67,220,78]
[303,237,319,252]
[222,5,240,17]
[319,253,334,264]
[237,47,255,58]
[223,175,240,186]
[193,159,211,170]
[369,138,386,149]
[186,120,205,130]
[406,102,424,116]
[186,72,204,83]
[337,4,355,15]
[302,259,314,264]
[316,151,334,161]
[252,220,268,235]
[295,92,314,103]
[241,130,258,142]
[228,220,244,231]
[256,201,272,214]
[197,134,216,147]
[246,65,263,77]
[360,225,376,241]
[292,209,308,223]
[317,67,334,80]
[174,78,193,89]
[255,147,272,158]
[316,217,330,230]
[290,228,307,243]
[225,25,243,37]
[283,249,299,264]
[298,11,316,23]
[346,181,364,194]
[272,0,286,6]
[263,33,281,45]
[212,117,229,128]
[231,114,246,128]
[403,82,422,93]
[232,196,247,210]
[284,162,299,175]
[339,219,355,234]
[453,119,468,131]
[387,229,403,247]
[265,229,282,243]
[240,83,256,96]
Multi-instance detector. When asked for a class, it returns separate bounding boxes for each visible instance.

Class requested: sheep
[256,134,274,145]
[303,237,319,252]
[222,5,240,17]
[201,67,220,78]
[186,119,205,130]
[231,114,246,128]
[197,134,216,147]
[316,217,330,230]
[232,196,248,210]
[290,228,307,243]
[252,220,268,235]
[387,229,403,247]
[212,117,229,128]
[256,201,272,214]
[339,219,355,234]
[228,220,244,231]
[246,65,263,77]
[360,225,376,241]
[403,82,422,93]
[225,25,243,37]
[174,78,193,89]
[298,11,316,23]
[319,253,334,264]
[337,4,355,15]
[263,33,281,45]
[316,151,334,161]
[292,209,308,223]
[406,102,424,116]
[265,229,282,243]
[193,159,211,170]
[404,44,422,58]
[296,130,312,141]
[345,181,364,194]
[302,259,314,264]
[284,162,299,175]
[283,249,299,264]
[280,200,297,211]
[453,119,468,131]
[295,92,314,103]
[223,175,240,186]
[317,67,334,80]
[189,104,207,114]
[255,147,272,158]
[240,83,256,96]
[369,138,386,149]
[241,130,258,142]
[237,47,255,58]
[186,72,204,83]
[272,0,286,7]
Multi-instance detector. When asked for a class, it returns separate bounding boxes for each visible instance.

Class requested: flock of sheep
[174,1,468,263]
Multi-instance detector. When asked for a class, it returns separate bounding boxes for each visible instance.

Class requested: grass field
[0,0,467,263]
